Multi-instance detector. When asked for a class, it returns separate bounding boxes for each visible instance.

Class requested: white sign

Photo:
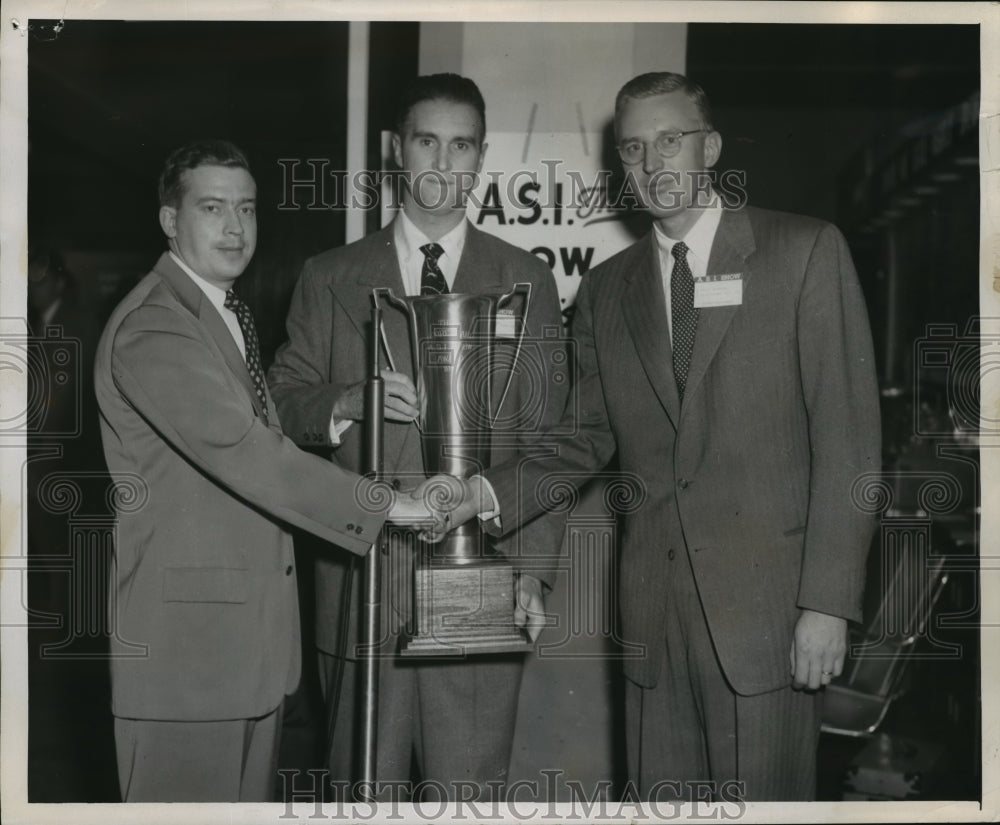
[382,131,638,310]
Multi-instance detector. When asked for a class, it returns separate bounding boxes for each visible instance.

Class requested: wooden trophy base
[400,557,531,657]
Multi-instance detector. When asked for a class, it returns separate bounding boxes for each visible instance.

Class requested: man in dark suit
[433,71,881,801]
[267,74,567,799]
[94,140,433,802]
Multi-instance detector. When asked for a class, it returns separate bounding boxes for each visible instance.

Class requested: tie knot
[671,241,689,263]
[224,289,243,311]
[420,243,444,264]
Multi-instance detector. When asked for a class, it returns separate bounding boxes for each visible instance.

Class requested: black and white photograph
[1,1,997,822]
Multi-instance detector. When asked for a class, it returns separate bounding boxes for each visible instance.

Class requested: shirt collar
[395,209,468,264]
[652,196,724,266]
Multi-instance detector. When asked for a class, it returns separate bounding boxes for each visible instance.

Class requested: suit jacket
[487,206,882,695]
[268,220,569,655]
[94,252,385,721]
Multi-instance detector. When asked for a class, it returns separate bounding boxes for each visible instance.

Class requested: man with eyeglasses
[425,71,881,800]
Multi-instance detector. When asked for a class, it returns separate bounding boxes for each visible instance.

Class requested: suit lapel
[338,224,412,377]
[153,253,269,424]
[681,208,756,412]
[621,235,681,427]
[337,222,423,475]
[452,224,505,294]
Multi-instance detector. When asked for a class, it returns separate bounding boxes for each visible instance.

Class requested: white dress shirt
[652,197,724,344]
[394,209,469,296]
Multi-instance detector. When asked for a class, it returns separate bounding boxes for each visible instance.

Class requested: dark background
[24,20,981,803]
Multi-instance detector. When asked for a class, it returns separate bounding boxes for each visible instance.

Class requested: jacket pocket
[162,566,249,604]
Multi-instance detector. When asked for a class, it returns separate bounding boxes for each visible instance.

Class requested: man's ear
[159,205,178,239]
[391,133,403,169]
[703,131,722,169]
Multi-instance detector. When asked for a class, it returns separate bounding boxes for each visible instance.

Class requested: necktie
[670,241,698,400]
[419,243,448,295]
[224,289,269,423]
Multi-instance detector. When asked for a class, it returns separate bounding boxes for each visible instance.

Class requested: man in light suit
[94,140,432,802]
[267,74,567,799]
[435,72,881,800]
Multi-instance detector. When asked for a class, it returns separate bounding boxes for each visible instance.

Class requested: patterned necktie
[224,289,269,423]
[419,243,449,295]
[670,241,699,400]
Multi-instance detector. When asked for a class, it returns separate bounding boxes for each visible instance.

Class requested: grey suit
[94,252,386,801]
[268,220,568,796]
[486,206,882,799]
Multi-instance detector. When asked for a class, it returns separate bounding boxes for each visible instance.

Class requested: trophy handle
[371,287,410,375]
[492,282,532,428]
[372,287,423,431]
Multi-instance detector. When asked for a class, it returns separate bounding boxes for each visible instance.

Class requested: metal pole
[359,301,384,799]
[345,21,370,244]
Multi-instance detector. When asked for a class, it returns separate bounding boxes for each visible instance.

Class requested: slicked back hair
[614,72,714,134]
[158,140,252,208]
[393,73,487,142]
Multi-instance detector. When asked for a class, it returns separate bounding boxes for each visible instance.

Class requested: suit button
[667,548,676,561]
[285,565,293,575]
[347,523,355,531]
[391,478,401,491]
[677,479,690,490]
[355,526,363,535]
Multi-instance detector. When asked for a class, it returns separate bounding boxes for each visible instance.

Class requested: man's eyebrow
[410,130,478,144]
[194,195,256,204]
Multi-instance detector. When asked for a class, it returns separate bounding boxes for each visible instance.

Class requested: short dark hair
[614,72,714,133]
[158,139,251,208]
[393,73,486,140]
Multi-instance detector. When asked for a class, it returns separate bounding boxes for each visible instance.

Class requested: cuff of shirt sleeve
[472,474,502,529]
[328,417,353,446]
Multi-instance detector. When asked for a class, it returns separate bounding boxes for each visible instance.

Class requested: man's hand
[409,474,494,543]
[790,609,848,690]
[332,370,419,422]
[515,574,548,642]
[386,487,446,532]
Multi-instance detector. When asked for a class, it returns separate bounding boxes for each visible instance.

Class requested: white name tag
[496,309,516,338]
[694,273,743,308]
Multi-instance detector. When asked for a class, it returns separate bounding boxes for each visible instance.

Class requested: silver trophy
[374,284,531,655]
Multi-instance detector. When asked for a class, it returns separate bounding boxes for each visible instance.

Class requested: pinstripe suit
[486,205,881,799]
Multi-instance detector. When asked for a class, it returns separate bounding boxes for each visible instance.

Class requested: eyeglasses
[616,129,710,165]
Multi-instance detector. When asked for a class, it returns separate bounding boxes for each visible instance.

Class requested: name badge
[496,309,516,338]
[694,273,743,308]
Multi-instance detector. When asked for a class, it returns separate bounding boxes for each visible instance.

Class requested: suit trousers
[624,544,820,801]
[318,649,522,801]
[114,702,284,802]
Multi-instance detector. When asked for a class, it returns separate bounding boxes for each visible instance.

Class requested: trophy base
[400,558,532,657]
